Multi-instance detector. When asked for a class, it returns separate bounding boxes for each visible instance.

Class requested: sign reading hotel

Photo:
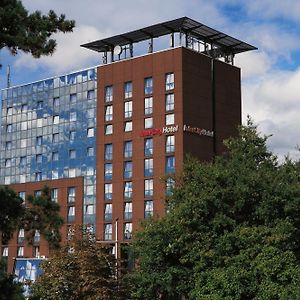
[140,125,179,137]
[183,124,214,137]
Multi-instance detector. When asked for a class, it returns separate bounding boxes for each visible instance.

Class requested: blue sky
[1,0,300,159]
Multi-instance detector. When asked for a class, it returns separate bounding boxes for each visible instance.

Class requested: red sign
[140,125,178,137]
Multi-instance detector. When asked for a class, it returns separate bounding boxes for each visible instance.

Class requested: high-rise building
[0,17,256,275]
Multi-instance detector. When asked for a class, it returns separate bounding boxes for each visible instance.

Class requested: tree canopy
[0,0,75,58]
[29,229,127,300]
[128,120,300,300]
[0,185,63,249]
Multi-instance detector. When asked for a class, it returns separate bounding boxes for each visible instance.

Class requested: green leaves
[128,121,300,299]
[0,0,75,57]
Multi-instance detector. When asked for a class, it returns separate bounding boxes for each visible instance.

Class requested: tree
[22,186,64,249]
[29,229,127,300]
[128,119,300,300]
[0,185,63,249]
[0,186,24,243]
[0,0,75,59]
[0,261,24,300]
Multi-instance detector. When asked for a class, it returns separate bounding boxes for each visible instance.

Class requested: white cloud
[14,25,103,74]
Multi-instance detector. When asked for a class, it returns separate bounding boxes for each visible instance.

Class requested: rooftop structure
[82,16,257,64]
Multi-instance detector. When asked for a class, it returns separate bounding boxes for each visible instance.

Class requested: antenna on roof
[7,65,11,88]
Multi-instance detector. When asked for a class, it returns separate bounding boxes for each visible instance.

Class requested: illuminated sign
[183,124,214,137]
[140,125,179,137]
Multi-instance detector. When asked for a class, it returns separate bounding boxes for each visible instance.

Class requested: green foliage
[22,186,64,249]
[0,261,24,300]
[0,0,75,57]
[0,186,24,242]
[128,119,300,299]
[29,229,126,300]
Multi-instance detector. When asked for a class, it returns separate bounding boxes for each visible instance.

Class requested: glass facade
[0,68,97,226]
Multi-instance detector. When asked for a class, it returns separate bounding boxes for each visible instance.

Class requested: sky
[1,0,300,160]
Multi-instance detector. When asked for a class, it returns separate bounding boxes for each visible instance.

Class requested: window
[52,152,59,161]
[33,246,40,258]
[37,118,43,127]
[51,188,58,202]
[144,77,153,95]
[166,135,175,153]
[37,101,43,109]
[21,121,27,130]
[144,97,153,115]
[52,170,58,179]
[124,121,132,132]
[144,117,153,129]
[105,124,113,135]
[6,124,12,133]
[52,133,59,143]
[105,163,113,181]
[144,138,153,156]
[85,204,94,215]
[104,224,112,240]
[53,115,59,124]
[124,181,133,199]
[145,200,153,219]
[87,89,95,99]
[124,161,133,179]
[69,168,76,178]
[5,159,11,167]
[87,127,95,137]
[70,111,77,122]
[2,247,8,256]
[68,187,75,203]
[17,246,24,257]
[105,85,113,102]
[35,172,42,181]
[36,136,42,146]
[53,97,59,107]
[105,144,113,160]
[34,230,40,243]
[5,141,12,150]
[35,190,42,197]
[7,107,13,115]
[69,130,76,140]
[124,202,132,220]
[124,223,132,240]
[105,183,113,201]
[69,149,76,159]
[18,229,25,244]
[18,192,26,204]
[165,73,174,91]
[144,158,153,176]
[144,179,153,197]
[104,204,113,221]
[124,81,132,99]
[70,93,77,103]
[105,105,113,121]
[21,104,28,112]
[166,177,175,196]
[124,141,133,158]
[87,108,94,118]
[20,139,26,148]
[68,206,75,223]
[166,114,174,125]
[20,156,26,165]
[87,147,94,157]
[124,101,132,118]
[166,156,175,174]
[36,154,42,164]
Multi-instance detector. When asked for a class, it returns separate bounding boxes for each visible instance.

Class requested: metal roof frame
[81,17,257,56]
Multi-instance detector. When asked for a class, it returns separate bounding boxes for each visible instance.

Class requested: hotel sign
[140,125,179,137]
[183,124,214,137]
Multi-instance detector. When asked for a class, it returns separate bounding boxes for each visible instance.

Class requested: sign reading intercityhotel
[183,124,214,137]
[140,125,179,137]
[140,124,213,138]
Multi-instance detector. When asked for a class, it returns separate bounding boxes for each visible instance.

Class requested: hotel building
[0,17,256,275]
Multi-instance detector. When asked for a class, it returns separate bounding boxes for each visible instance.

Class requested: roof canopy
[81,17,257,56]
